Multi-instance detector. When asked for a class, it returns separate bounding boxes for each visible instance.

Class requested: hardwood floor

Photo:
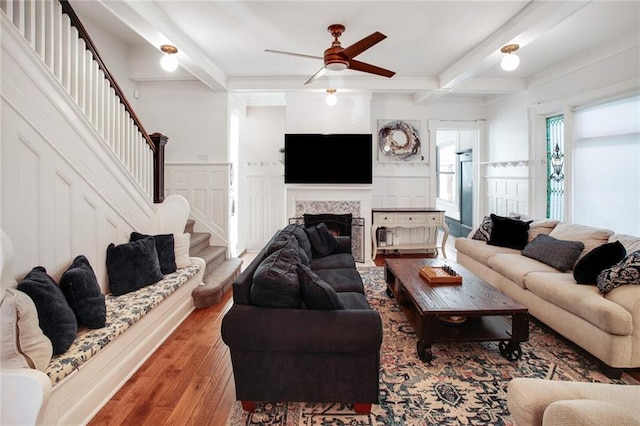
[88,290,236,425]
[90,242,638,425]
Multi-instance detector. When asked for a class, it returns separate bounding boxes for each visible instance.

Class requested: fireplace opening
[303,213,352,237]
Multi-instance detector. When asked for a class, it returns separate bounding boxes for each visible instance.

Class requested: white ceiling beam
[227,76,440,92]
[99,0,228,92]
[438,0,591,92]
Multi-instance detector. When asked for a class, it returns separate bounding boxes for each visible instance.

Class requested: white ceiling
[70,0,640,103]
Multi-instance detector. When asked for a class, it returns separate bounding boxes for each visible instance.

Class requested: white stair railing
[0,0,156,200]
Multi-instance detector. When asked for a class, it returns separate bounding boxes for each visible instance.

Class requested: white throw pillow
[174,233,191,269]
[1,288,53,371]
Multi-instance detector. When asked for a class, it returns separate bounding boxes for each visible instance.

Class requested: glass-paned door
[546,115,565,221]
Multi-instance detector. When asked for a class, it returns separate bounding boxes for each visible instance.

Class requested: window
[436,132,457,204]
[546,115,564,221]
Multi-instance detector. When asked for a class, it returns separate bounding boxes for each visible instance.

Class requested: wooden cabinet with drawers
[371,208,448,260]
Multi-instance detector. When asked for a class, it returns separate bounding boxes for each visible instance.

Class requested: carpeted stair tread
[195,245,227,272]
[184,219,196,234]
[192,257,243,309]
[189,232,211,256]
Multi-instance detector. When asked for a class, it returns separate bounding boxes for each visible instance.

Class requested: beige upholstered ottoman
[507,378,640,425]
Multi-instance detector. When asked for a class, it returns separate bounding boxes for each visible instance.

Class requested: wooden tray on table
[419,265,462,285]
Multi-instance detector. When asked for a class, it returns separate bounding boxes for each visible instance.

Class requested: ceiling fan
[265,24,395,85]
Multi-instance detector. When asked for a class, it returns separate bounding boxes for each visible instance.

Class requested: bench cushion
[44,265,200,386]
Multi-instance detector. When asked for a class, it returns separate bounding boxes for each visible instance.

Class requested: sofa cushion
[487,214,532,250]
[549,223,613,261]
[597,250,640,295]
[106,237,164,296]
[250,247,302,308]
[527,219,560,243]
[297,264,344,310]
[525,272,632,336]
[310,252,356,270]
[488,253,559,289]
[573,241,627,284]
[17,267,78,355]
[454,238,520,266]
[1,288,53,371]
[59,255,106,329]
[337,292,373,310]
[280,224,313,261]
[306,222,340,258]
[266,231,309,265]
[313,268,365,293]
[522,234,585,272]
[130,232,177,275]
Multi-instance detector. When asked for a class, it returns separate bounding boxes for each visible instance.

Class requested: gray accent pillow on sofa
[522,234,585,272]
[251,247,302,308]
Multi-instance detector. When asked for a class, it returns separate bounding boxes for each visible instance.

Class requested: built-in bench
[1,195,206,425]
[45,265,200,386]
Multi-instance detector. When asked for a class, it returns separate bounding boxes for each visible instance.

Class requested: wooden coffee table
[384,258,529,362]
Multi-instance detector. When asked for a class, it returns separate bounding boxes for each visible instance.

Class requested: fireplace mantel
[285,185,373,261]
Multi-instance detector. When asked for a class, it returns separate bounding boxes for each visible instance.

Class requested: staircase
[185,219,243,308]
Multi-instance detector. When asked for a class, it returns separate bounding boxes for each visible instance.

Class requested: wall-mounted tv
[284,133,373,184]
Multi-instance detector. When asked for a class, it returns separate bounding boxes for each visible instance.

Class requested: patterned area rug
[228,266,638,425]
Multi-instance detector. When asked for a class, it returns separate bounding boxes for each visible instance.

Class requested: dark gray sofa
[221,223,383,414]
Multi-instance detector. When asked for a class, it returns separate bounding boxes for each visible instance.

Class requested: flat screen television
[284,133,373,184]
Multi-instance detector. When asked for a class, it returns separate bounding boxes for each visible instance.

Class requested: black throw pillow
[17,266,78,355]
[297,264,344,310]
[60,255,106,329]
[487,214,532,250]
[573,241,627,284]
[250,247,302,308]
[130,231,177,275]
[305,222,340,258]
[107,237,164,296]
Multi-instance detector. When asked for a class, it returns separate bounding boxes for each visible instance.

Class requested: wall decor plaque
[377,119,425,162]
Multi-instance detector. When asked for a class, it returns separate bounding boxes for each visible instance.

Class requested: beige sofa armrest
[543,399,640,426]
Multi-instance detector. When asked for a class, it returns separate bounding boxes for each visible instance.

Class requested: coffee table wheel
[499,340,522,361]
[417,340,433,362]
[386,287,394,298]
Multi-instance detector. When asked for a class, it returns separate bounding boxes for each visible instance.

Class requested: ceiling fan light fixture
[325,89,337,106]
[500,43,520,71]
[326,62,348,71]
[160,44,179,72]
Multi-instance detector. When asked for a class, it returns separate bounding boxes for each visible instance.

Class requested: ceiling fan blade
[304,67,328,85]
[342,32,386,59]
[348,59,395,78]
[264,49,323,60]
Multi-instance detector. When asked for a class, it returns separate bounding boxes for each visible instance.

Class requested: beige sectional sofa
[455,218,640,378]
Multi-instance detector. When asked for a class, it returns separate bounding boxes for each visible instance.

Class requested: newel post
[151,132,168,203]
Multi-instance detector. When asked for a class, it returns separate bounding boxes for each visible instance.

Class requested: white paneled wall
[485,178,529,216]
[1,18,156,291]
[0,0,154,198]
[243,162,285,251]
[164,163,230,248]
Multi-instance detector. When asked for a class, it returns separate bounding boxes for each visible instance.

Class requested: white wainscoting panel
[164,163,230,248]
[243,162,285,252]
[485,177,530,216]
[372,176,434,246]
